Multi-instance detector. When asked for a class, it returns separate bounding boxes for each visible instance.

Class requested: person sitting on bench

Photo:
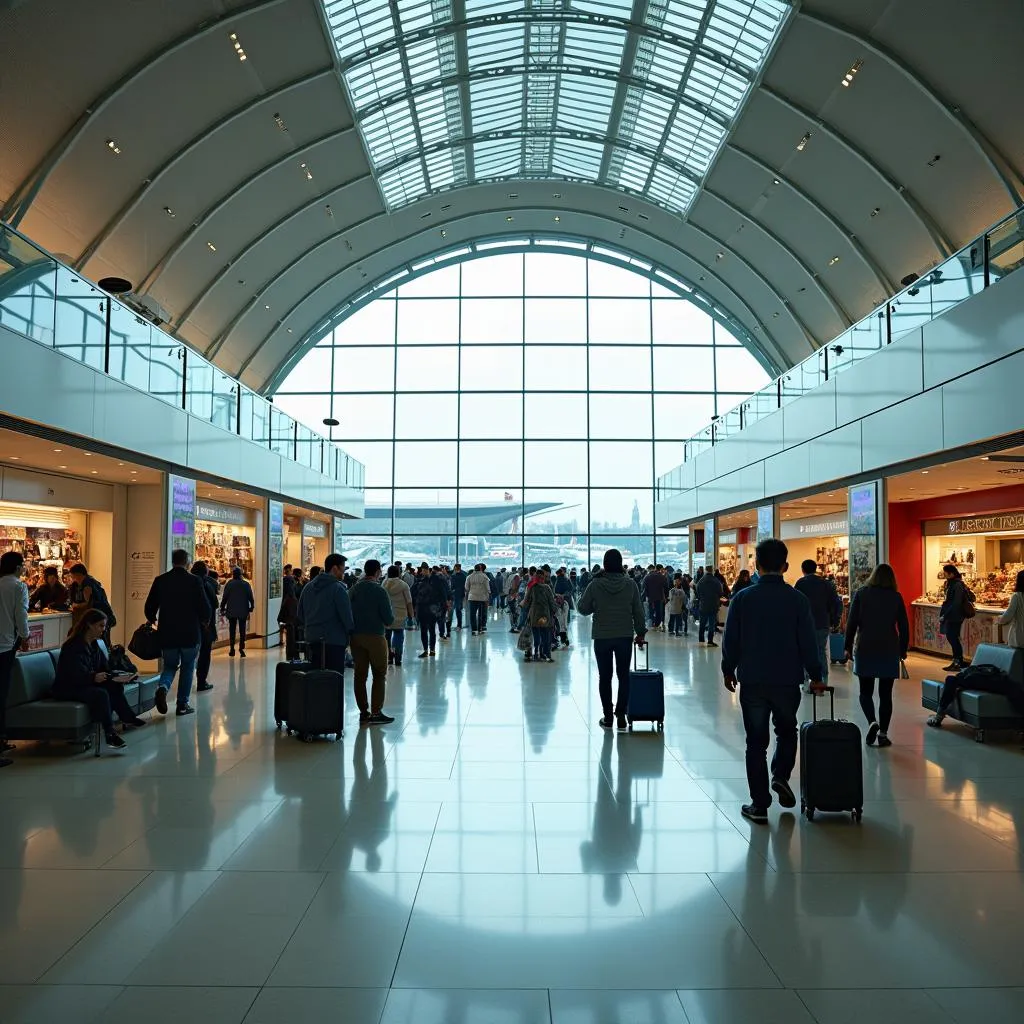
[927,661,1024,727]
[53,609,146,748]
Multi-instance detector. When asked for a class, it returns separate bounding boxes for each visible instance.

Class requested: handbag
[127,622,162,661]
[109,644,138,676]
[899,659,910,680]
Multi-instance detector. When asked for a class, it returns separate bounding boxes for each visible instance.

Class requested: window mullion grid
[391,293,398,561]
[649,276,656,564]
[455,260,462,563]
[584,254,591,569]
[387,0,433,199]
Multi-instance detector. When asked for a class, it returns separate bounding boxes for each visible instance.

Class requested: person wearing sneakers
[722,538,822,824]
[844,563,909,749]
[577,548,647,729]
[348,560,397,725]
[145,548,213,718]
[383,565,414,667]
[0,551,31,767]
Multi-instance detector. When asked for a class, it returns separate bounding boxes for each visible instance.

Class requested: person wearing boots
[939,564,973,671]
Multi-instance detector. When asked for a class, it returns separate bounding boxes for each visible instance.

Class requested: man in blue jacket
[722,538,823,824]
[298,553,355,678]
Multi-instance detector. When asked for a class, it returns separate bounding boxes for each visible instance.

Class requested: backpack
[518,579,528,599]
[961,586,977,620]
[958,663,1008,686]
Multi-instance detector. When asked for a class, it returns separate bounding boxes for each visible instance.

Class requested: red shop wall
[887,483,1024,600]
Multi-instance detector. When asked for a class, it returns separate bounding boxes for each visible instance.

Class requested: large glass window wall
[273,250,769,568]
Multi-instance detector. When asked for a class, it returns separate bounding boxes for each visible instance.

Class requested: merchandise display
[920,521,1024,610]
[0,523,83,587]
[816,542,849,597]
[195,522,255,581]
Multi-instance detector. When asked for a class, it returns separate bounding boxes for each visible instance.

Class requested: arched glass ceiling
[319,0,791,213]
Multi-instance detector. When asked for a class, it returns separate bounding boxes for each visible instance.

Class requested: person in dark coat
[221,566,256,658]
[695,570,724,646]
[191,561,219,693]
[794,559,843,688]
[53,609,146,747]
[939,564,972,671]
[844,563,910,748]
[144,548,212,717]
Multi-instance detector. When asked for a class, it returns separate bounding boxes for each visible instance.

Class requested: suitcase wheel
[657,719,664,731]
[275,720,282,730]
[805,806,815,821]
[853,808,863,822]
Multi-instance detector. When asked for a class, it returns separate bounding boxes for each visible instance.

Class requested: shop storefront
[780,513,850,598]
[718,527,756,586]
[284,510,331,573]
[911,512,1024,659]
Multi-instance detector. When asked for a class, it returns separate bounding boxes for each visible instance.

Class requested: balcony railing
[659,203,1024,490]
[0,223,363,490]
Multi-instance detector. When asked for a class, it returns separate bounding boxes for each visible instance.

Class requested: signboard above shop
[302,519,328,539]
[780,514,848,540]
[196,500,249,526]
[925,512,1024,536]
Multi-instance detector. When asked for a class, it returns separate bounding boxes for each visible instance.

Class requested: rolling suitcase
[829,631,848,665]
[287,668,344,742]
[800,686,863,822]
[274,659,311,729]
[626,644,665,732]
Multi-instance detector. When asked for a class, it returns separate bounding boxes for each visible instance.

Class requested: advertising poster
[757,504,774,543]
[333,517,346,554]
[704,517,715,568]
[848,482,878,595]
[268,500,284,600]
[168,474,196,563]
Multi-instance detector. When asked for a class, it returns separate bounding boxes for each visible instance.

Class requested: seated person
[29,567,69,611]
[53,609,145,748]
[927,661,1024,728]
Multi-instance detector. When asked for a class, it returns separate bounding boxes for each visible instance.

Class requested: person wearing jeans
[348,560,396,725]
[577,548,647,728]
[383,565,414,667]
[795,559,843,691]
[722,538,823,823]
[145,548,213,717]
[466,564,491,635]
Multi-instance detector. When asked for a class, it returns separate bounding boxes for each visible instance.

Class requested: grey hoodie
[297,571,355,647]
[577,571,647,640]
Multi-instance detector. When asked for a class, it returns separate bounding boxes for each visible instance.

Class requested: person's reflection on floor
[579,730,642,905]
[222,661,254,750]
[415,673,450,734]
[334,726,395,872]
[522,667,558,753]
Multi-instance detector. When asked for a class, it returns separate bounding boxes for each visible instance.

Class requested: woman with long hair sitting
[53,609,146,749]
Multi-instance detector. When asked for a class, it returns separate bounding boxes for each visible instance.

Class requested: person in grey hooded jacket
[577,548,647,730]
[298,553,355,677]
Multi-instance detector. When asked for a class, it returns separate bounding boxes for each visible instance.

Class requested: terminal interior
[1,0,1024,1021]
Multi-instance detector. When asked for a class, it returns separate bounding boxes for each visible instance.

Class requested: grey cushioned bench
[921,643,1024,743]
[5,647,161,756]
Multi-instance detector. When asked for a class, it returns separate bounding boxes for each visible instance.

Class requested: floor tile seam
[704,871,786,991]
[30,868,155,984]
[386,808,440,996]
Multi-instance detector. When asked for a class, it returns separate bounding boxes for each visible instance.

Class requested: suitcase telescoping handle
[633,639,649,671]
[811,684,835,722]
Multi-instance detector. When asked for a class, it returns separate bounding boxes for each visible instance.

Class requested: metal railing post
[103,298,111,375]
[180,348,187,409]
[983,232,991,289]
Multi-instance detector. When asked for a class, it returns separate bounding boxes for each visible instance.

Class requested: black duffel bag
[127,622,162,661]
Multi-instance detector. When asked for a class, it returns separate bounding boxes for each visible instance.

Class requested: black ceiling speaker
[97,276,133,295]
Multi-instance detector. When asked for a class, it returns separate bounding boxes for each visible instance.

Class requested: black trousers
[593,636,633,717]
[858,676,895,732]
[419,611,437,651]
[0,646,17,739]
[282,623,298,661]
[229,617,247,651]
[197,632,214,684]
[938,672,1024,716]
[64,679,138,733]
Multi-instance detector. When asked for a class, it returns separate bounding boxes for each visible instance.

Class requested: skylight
[320,0,790,214]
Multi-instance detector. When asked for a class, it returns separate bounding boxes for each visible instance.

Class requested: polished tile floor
[3,611,1024,1023]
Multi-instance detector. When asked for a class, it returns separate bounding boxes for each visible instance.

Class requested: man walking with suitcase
[298,553,354,679]
[722,539,823,823]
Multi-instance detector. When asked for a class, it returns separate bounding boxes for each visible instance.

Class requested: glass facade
[273,249,769,568]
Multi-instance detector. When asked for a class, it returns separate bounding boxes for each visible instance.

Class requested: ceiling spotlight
[53,448,61,453]
[841,59,863,87]
[772,177,780,185]
[922,470,929,475]
[230,32,248,61]
[554,215,561,222]
[163,206,175,218]
[57,464,67,469]
[130,470,137,474]
[506,215,514,222]
[287,328,293,333]
[440,229,447,238]
[325,204,334,218]
[90,470,98,475]
[273,112,288,132]
[796,132,811,152]
[828,255,840,266]
[300,161,313,181]
[870,207,880,218]
[265,303,271,310]
[105,138,122,155]
[981,456,990,461]
[206,241,217,252]
[715,251,724,261]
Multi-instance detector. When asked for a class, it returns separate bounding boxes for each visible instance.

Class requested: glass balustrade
[0,223,361,486]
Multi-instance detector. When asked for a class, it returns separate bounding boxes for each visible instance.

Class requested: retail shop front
[888,454,1024,661]
[716,504,775,586]
[284,507,333,574]
[779,491,850,599]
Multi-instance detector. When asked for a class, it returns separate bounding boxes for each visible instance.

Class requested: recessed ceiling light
[715,251,724,261]
[53,448,61,452]
[828,255,840,266]
[287,328,293,333]
[506,215,514,223]
[796,132,811,152]
[105,138,122,155]
[206,241,217,252]
[230,32,248,61]
[130,470,137,475]
[841,59,863,87]
[554,215,560,222]
[981,456,990,461]
[273,112,288,132]
[57,464,67,469]
[300,162,313,181]
[772,177,780,185]
[163,206,175,218]
[265,304,271,310]
[922,470,929,474]
[84,453,92,457]
[440,229,447,238]
[90,470,98,475]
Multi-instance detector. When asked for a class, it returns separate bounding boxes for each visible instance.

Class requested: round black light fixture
[322,417,340,427]
[98,276,133,295]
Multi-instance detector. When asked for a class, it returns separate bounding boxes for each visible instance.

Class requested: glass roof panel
[320,0,790,213]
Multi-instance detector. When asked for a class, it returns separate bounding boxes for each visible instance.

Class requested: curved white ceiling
[0,0,1020,393]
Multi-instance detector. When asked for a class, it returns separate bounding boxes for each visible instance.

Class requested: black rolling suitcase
[800,686,863,821]
[274,659,311,729]
[626,644,665,731]
[287,669,344,741]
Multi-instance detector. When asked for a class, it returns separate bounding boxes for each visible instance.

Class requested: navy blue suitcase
[829,631,848,665]
[627,645,665,732]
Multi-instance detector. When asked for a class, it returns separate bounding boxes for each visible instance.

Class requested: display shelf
[0,525,83,588]
[195,522,255,581]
